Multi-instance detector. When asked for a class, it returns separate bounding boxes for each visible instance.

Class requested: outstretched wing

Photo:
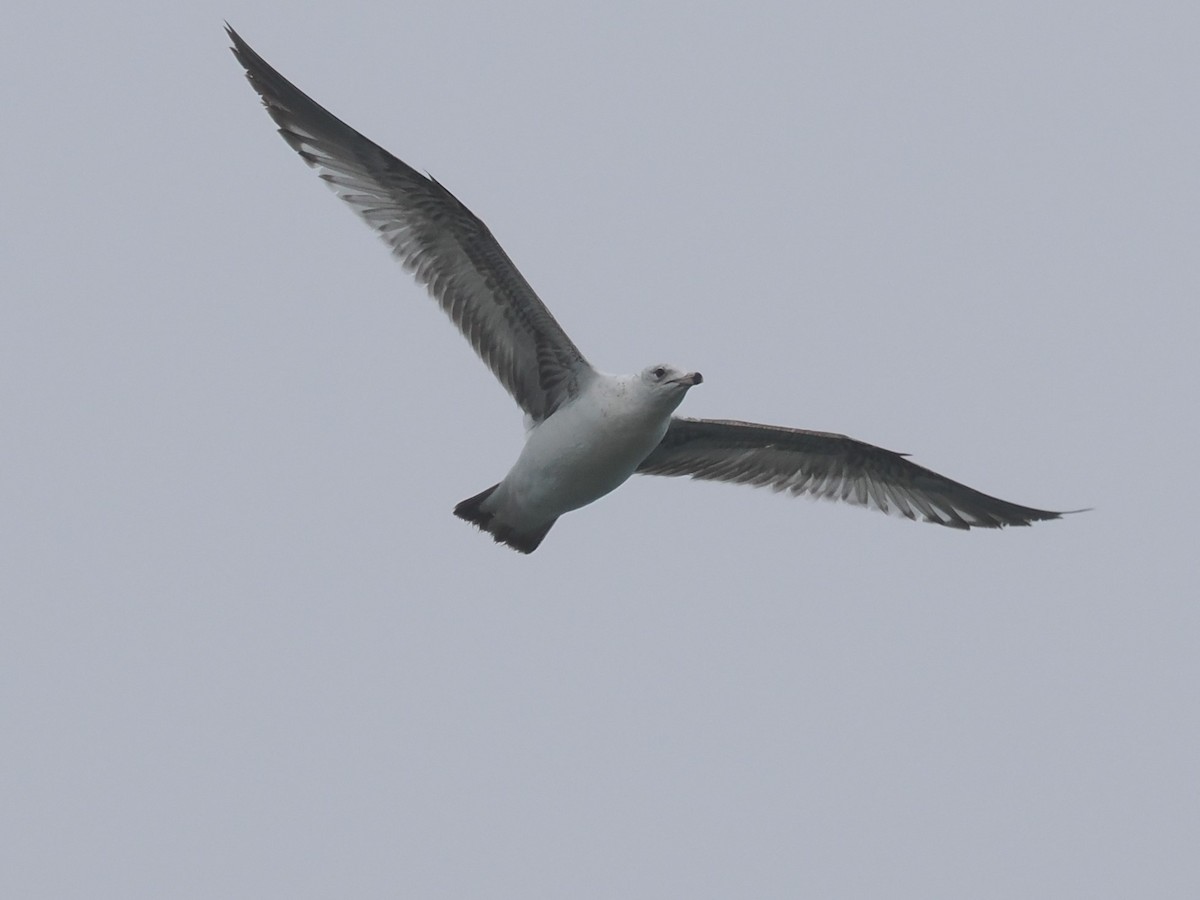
[637,417,1072,529]
[227,26,592,422]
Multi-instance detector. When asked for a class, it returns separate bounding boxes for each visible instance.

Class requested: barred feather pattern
[637,418,1067,529]
[228,26,591,422]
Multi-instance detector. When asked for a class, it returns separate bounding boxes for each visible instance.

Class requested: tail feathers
[453,484,557,554]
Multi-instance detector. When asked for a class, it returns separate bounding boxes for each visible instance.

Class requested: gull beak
[671,372,703,386]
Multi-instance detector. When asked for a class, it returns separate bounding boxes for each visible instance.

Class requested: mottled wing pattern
[637,417,1068,529]
[228,26,591,421]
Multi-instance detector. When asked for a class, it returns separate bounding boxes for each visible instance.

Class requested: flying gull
[228,26,1076,553]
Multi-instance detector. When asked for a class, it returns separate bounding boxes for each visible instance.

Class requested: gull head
[638,363,703,410]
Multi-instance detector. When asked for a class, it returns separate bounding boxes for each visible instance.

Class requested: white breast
[498,374,676,519]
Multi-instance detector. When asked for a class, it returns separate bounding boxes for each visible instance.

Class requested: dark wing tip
[225,23,252,61]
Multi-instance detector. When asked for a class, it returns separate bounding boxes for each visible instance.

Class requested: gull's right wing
[638,417,1077,529]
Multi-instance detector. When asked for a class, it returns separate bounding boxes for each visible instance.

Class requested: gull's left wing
[637,417,1073,529]
[227,26,592,422]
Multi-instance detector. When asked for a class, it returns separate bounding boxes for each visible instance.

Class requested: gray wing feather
[228,26,591,421]
[637,418,1071,529]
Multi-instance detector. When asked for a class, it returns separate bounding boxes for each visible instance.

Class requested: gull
[228,26,1076,554]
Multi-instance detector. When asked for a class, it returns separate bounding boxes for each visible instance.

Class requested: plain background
[3,2,1197,897]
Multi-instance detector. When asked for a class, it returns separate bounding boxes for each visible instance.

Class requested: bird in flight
[228,26,1076,553]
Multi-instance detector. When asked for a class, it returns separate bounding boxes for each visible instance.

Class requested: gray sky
[3,2,1197,897]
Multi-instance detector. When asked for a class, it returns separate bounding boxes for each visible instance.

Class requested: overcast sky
[3,2,1198,898]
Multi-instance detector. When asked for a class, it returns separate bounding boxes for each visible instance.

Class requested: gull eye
[652,367,667,380]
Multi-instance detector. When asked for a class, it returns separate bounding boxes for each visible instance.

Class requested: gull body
[458,366,702,552]
[227,26,1079,553]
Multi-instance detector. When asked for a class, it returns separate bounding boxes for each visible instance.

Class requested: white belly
[488,378,675,524]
